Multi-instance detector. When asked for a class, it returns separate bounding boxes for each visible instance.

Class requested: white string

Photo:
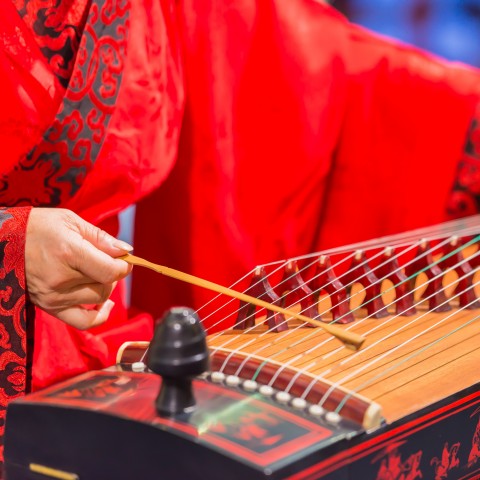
[199,216,480,334]
[140,216,480,402]
[280,247,479,397]
[207,222,480,358]
[335,311,480,414]
[315,256,480,409]
[207,233,479,416]
[217,236,449,379]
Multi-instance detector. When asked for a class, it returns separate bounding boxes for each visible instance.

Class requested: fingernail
[100,299,115,315]
[112,239,133,251]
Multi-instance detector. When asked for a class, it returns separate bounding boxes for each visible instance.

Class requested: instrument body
[4,364,480,480]
[6,217,480,479]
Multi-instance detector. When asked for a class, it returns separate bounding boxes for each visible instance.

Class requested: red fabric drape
[30,0,185,389]
[132,1,480,331]
[0,2,65,175]
[0,0,185,392]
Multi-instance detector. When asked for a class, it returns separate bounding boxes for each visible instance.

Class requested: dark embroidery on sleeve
[447,114,480,217]
[14,0,91,88]
[0,0,129,207]
[0,207,31,465]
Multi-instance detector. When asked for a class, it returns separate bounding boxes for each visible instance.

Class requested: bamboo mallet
[120,254,366,350]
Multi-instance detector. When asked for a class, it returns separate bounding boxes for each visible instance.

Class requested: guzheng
[5,216,480,479]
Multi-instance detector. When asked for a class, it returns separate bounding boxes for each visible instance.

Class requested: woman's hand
[25,208,133,330]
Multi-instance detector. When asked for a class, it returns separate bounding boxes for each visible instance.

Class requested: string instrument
[5,216,480,480]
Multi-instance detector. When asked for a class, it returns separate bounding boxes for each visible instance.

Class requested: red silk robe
[0,0,184,465]
[132,0,480,331]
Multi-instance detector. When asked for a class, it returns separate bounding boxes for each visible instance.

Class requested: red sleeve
[0,206,32,466]
[316,22,480,249]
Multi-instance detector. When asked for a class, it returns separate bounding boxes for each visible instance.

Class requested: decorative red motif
[0,288,11,306]
[0,160,58,207]
[430,442,460,480]
[0,207,31,474]
[51,374,135,401]
[468,407,480,468]
[210,410,283,446]
[0,325,11,352]
[15,0,91,87]
[373,442,423,480]
[0,0,128,209]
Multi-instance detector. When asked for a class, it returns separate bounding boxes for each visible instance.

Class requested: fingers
[63,211,133,284]
[75,216,133,257]
[25,208,132,330]
[40,282,117,310]
[52,300,116,330]
[72,240,133,285]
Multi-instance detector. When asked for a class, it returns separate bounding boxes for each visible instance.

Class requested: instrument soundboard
[4,363,480,479]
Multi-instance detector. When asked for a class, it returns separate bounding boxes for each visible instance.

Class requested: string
[225,243,417,377]
[216,235,469,380]
[311,259,480,410]
[208,234,479,417]
[140,216,480,409]
[208,226,480,357]
[210,241,417,359]
[212,251,480,414]
[204,217,480,422]
[209,251,357,364]
[199,216,480,333]
[335,298,480,415]
[203,249,355,338]
[294,247,480,400]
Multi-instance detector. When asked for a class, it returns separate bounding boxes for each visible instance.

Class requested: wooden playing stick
[120,254,366,351]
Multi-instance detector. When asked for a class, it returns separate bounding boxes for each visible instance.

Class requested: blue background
[334,0,480,66]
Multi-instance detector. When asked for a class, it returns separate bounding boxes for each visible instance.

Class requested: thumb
[76,218,133,257]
